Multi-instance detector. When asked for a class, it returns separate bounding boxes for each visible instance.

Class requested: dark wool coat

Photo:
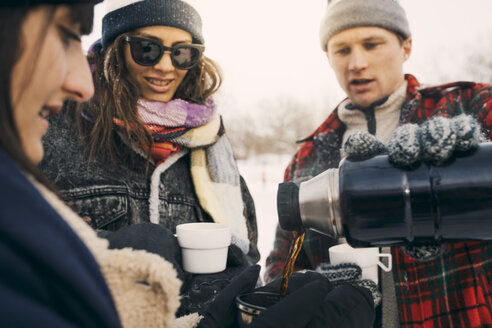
[265,74,492,328]
[0,148,121,328]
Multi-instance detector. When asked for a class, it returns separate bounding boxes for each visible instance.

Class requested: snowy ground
[236,154,292,277]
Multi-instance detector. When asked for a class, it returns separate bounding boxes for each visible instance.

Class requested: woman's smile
[144,76,174,92]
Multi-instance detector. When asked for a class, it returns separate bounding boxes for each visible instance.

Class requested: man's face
[326,26,412,109]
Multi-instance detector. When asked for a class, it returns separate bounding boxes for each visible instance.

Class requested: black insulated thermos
[277,142,492,247]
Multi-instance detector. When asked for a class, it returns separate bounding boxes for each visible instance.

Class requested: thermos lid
[277,182,303,232]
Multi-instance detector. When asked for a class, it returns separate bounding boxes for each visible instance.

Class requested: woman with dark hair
[0,1,122,326]
[0,1,210,327]
[0,1,226,326]
[39,0,260,315]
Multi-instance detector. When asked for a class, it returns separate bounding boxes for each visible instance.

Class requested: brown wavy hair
[76,32,223,165]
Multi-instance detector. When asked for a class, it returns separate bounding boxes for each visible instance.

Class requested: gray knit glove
[343,132,387,161]
[345,114,483,167]
[389,114,483,167]
[315,263,381,307]
[344,114,483,261]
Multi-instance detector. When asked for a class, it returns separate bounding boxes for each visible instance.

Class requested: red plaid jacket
[264,74,492,327]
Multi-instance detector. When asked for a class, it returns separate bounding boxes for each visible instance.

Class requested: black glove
[198,264,262,328]
[179,243,250,315]
[251,271,374,328]
[304,284,375,328]
[200,268,374,328]
[199,268,329,328]
[102,223,251,316]
[254,270,331,295]
[102,222,185,279]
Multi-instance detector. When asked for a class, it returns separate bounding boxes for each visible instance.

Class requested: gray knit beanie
[101,0,203,50]
[319,0,411,51]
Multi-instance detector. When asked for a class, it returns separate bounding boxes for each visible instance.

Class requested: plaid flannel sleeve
[396,82,492,327]
[394,241,492,328]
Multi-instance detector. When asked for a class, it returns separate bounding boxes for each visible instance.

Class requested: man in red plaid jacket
[264,0,492,327]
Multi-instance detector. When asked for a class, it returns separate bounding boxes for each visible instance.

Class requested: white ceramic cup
[176,222,231,274]
[328,243,391,284]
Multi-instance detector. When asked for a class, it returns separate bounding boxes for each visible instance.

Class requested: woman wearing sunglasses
[39,0,260,316]
[0,1,251,326]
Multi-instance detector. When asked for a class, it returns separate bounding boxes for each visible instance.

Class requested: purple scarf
[137,98,216,128]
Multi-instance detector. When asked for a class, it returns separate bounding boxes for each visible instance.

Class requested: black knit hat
[0,0,102,6]
[101,0,203,50]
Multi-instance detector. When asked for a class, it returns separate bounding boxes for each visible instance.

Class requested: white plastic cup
[176,222,231,274]
[328,243,391,285]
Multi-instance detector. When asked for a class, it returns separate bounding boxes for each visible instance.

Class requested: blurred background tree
[225,96,319,158]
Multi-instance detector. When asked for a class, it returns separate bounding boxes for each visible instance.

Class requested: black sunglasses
[124,36,205,70]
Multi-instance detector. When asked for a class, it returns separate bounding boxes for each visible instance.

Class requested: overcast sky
[83,0,492,117]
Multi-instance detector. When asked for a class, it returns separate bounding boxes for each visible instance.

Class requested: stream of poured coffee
[279,229,306,299]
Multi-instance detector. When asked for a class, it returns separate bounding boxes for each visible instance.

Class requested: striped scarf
[137,98,216,164]
[136,98,250,254]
